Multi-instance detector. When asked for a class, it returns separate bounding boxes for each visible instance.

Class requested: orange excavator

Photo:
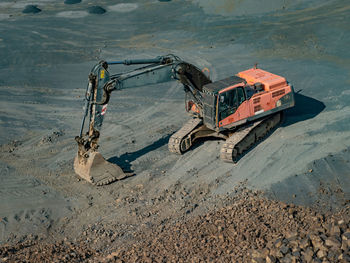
[74,55,295,185]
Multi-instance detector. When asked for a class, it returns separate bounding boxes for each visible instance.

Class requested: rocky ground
[1,187,349,262]
[1,0,350,262]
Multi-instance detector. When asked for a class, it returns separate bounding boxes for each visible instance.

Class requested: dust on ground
[0,0,350,262]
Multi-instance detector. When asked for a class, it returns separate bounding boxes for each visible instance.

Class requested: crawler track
[220,113,281,163]
[168,118,203,154]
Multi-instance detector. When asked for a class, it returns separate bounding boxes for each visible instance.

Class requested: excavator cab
[218,86,246,121]
[201,76,246,129]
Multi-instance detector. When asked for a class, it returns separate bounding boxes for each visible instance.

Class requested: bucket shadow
[107,134,173,172]
[282,92,325,127]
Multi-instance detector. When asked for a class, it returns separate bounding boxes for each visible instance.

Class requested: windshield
[218,87,245,121]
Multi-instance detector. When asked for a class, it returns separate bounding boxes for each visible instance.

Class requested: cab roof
[203,76,245,95]
[238,68,287,91]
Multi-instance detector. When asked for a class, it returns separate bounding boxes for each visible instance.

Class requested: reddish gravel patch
[0,240,97,263]
[1,190,349,263]
[105,190,350,262]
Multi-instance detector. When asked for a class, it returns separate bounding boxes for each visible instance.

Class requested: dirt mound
[1,190,349,262]
[105,190,350,262]
[87,6,106,15]
[64,0,82,4]
[22,5,41,14]
[0,239,97,263]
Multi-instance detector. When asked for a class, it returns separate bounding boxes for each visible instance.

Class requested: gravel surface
[1,189,349,262]
[0,0,350,262]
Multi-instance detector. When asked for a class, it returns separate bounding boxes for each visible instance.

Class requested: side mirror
[254,82,264,92]
[245,86,255,99]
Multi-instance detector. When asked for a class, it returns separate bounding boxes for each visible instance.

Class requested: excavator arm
[74,55,211,185]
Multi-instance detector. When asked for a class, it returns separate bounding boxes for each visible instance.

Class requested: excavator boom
[74,55,211,185]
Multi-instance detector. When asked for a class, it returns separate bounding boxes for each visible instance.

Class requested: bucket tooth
[74,151,127,186]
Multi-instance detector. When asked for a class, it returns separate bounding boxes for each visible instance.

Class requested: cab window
[237,87,246,104]
[218,87,246,121]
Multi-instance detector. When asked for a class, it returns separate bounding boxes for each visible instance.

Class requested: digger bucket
[74,151,128,186]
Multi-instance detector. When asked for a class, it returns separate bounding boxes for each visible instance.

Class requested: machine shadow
[236,93,325,161]
[108,93,325,171]
[282,92,325,127]
[238,93,325,160]
[107,134,173,172]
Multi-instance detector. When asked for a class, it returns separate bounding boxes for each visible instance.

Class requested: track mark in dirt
[108,3,138,13]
